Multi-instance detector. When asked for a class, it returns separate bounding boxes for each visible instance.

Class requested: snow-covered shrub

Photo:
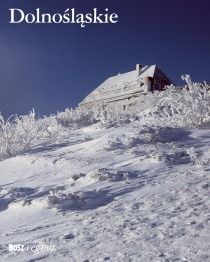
[0,114,16,157]
[146,143,197,164]
[100,106,139,128]
[0,110,39,158]
[89,168,138,182]
[39,115,63,140]
[56,107,97,127]
[148,83,210,128]
[104,131,145,151]
[89,76,210,129]
[89,168,122,182]
[147,127,191,143]
[0,110,64,159]
[47,190,84,210]
[56,105,136,129]
[181,74,193,92]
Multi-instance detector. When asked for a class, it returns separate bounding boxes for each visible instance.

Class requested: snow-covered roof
[81,65,157,104]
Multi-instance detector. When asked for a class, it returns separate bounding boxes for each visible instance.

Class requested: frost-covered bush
[0,110,63,159]
[92,106,139,129]
[56,104,134,128]
[0,110,39,157]
[56,107,97,127]
[147,82,210,128]
[39,115,63,140]
[96,76,210,128]
[89,168,138,182]
[47,190,84,210]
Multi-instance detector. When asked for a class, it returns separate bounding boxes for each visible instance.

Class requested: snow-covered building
[79,64,172,110]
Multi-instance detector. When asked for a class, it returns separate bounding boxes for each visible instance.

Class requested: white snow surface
[0,121,210,261]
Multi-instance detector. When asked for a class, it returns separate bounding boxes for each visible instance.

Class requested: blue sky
[0,0,210,117]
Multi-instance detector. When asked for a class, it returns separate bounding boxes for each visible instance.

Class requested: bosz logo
[8,243,55,254]
[9,244,24,252]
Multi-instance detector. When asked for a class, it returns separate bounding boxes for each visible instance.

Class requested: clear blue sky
[0,0,210,117]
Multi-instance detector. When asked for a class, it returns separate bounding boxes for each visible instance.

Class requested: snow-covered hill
[1,82,210,261]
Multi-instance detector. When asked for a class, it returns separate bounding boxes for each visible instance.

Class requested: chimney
[136,64,142,77]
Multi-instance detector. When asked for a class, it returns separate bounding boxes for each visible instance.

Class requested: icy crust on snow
[0,120,210,261]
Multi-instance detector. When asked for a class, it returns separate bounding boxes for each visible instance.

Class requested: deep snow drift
[0,83,210,262]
